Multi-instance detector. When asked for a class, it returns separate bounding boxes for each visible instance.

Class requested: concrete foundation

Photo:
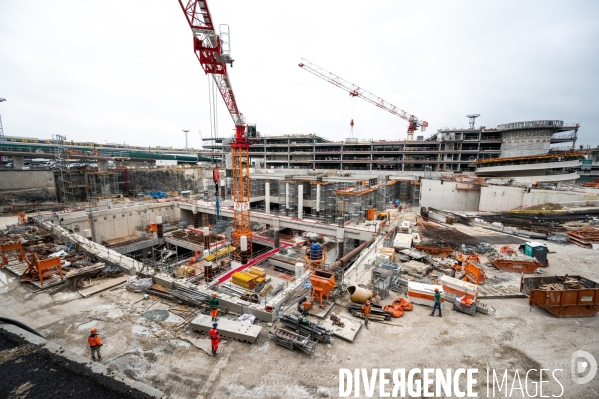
[190,314,262,343]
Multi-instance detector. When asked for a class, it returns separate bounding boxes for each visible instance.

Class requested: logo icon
[571,350,597,385]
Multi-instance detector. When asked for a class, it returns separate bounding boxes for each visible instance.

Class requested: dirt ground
[1,212,598,398]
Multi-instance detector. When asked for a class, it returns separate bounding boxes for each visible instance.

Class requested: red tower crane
[298,58,428,141]
[177,0,253,261]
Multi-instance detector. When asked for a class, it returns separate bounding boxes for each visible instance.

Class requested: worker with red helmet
[209,323,221,357]
[209,293,219,322]
[430,288,442,317]
[362,300,371,329]
[88,328,103,361]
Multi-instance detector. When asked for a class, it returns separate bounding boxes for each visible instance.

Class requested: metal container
[521,275,599,318]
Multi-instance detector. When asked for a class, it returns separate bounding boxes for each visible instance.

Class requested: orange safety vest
[209,328,220,341]
[362,304,371,317]
[88,334,103,348]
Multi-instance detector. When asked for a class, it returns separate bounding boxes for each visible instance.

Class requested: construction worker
[88,328,103,361]
[430,288,442,317]
[456,253,464,267]
[209,323,221,357]
[209,293,219,321]
[362,300,371,329]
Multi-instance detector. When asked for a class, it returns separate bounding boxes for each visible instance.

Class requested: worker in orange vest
[362,300,371,329]
[209,293,219,322]
[209,323,221,357]
[88,328,103,361]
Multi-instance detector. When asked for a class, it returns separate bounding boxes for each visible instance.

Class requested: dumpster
[521,275,599,318]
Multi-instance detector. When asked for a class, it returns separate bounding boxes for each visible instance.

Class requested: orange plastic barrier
[392,297,413,311]
[383,298,414,317]
[383,305,404,318]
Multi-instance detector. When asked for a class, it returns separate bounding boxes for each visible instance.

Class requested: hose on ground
[0,317,45,338]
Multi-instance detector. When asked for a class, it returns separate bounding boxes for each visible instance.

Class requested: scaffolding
[87,172,121,198]
[279,179,298,217]
[411,182,421,206]
[53,134,74,205]
[399,181,411,202]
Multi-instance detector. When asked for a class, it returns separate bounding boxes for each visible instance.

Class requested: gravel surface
[0,329,154,399]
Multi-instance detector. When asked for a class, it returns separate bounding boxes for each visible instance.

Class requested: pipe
[0,317,44,338]
[330,226,397,272]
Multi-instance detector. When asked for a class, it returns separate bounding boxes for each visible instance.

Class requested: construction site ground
[1,211,598,398]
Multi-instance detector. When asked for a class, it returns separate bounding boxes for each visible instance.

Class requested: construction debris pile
[0,222,121,289]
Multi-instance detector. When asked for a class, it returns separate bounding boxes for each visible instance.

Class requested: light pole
[182,130,189,150]
[0,98,6,141]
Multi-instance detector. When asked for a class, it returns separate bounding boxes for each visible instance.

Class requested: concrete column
[240,235,248,265]
[273,228,280,248]
[285,183,290,209]
[13,156,25,169]
[156,216,163,238]
[298,184,303,219]
[316,184,321,216]
[203,227,210,250]
[265,182,270,214]
[97,159,107,172]
[192,205,199,228]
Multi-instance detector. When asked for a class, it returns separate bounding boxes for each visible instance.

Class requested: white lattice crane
[299,59,428,141]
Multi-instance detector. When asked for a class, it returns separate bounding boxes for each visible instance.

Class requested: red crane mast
[177,0,252,261]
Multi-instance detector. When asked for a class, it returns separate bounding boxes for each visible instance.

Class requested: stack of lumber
[246,266,267,284]
[65,263,105,279]
[232,271,256,289]
[347,303,391,321]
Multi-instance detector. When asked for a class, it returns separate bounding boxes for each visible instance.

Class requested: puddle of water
[0,269,18,294]
[142,309,170,322]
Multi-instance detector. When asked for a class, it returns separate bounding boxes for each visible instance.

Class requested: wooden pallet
[477,284,525,299]
[4,260,66,289]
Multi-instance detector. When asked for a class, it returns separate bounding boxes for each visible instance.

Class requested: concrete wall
[420,179,481,211]
[59,202,181,242]
[478,186,599,211]
[0,170,56,205]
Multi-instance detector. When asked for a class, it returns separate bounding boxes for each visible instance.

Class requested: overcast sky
[1,1,598,149]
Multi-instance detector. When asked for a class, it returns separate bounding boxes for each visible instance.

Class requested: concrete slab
[307,301,335,319]
[319,314,361,342]
[152,274,175,289]
[190,314,262,344]
[402,260,432,277]
[78,276,129,297]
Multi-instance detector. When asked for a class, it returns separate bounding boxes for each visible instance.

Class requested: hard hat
[212,293,217,297]
[90,328,97,334]
[213,323,218,328]
[434,288,439,292]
